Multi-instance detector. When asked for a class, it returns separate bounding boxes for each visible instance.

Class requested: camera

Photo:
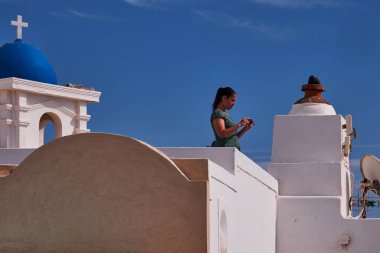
[247,118,254,125]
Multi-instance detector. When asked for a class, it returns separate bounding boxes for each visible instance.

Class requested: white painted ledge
[0,77,101,102]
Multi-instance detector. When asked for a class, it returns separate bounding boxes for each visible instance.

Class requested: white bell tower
[0,77,100,148]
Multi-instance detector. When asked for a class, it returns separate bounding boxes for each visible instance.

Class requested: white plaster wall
[161,148,278,253]
[237,152,277,253]
[276,196,380,253]
[340,162,352,217]
[269,113,353,210]
[271,115,344,163]
[208,162,237,253]
[269,112,365,253]
[269,163,343,196]
[235,163,277,253]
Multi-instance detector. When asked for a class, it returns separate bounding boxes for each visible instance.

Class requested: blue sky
[1,0,380,206]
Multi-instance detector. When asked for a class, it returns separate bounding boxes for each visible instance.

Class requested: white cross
[11,15,29,40]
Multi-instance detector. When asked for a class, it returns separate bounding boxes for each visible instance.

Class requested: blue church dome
[0,39,57,84]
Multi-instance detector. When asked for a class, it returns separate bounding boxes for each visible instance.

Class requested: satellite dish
[360,154,380,195]
[349,154,380,218]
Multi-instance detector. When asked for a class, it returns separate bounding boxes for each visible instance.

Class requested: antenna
[345,114,353,136]
[343,114,357,156]
[343,136,351,156]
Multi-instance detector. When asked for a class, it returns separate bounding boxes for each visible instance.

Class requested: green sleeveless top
[210,109,241,150]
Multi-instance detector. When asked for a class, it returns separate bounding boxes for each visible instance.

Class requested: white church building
[1,15,380,253]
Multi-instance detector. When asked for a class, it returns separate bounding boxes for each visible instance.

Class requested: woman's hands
[237,117,255,138]
[238,117,248,127]
[245,117,255,129]
[238,117,255,128]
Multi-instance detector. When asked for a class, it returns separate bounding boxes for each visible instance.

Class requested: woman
[210,87,254,150]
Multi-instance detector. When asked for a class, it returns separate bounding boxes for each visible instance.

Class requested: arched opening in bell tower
[39,113,62,146]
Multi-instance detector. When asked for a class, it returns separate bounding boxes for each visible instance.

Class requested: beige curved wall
[0,133,207,253]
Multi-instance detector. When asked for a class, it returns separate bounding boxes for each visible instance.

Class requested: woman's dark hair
[212,87,236,110]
